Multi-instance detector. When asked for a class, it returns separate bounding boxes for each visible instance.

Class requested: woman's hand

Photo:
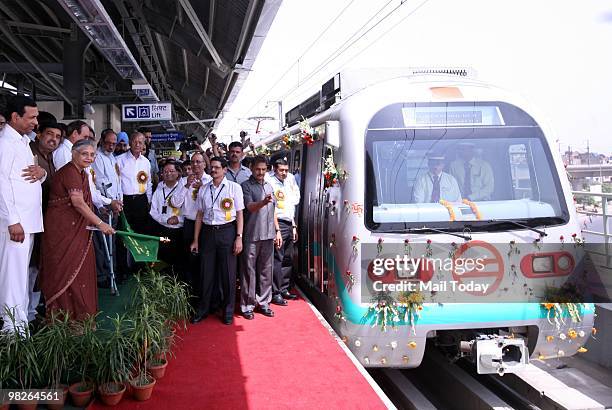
[100,222,115,235]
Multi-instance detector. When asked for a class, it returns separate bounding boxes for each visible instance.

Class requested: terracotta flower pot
[130,376,156,401]
[69,381,94,407]
[98,382,126,406]
[47,384,69,410]
[16,402,38,410]
[148,358,168,379]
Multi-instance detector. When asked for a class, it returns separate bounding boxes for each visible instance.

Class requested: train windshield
[365,101,569,232]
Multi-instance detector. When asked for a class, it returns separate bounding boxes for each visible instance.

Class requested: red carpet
[90,295,387,409]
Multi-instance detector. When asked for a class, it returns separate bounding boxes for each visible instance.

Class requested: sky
[216,0,612,154]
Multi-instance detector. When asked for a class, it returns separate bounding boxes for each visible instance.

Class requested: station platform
[91,290,391,409]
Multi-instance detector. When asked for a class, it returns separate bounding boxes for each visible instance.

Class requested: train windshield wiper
[381,226,472,241]
[484,218,560,237]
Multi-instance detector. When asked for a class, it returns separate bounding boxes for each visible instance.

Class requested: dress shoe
[256,306,274,317]
[242,311,254,320]
[281,291,297,300]
[223,315,233,325]
[271,295,288,306]
[191,312,208,324]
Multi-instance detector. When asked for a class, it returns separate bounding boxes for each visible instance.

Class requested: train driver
[448,143,494,201]
[413,153,462,203]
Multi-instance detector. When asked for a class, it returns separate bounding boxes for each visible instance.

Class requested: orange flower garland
[439,200,456,221]
[462,199,482,220]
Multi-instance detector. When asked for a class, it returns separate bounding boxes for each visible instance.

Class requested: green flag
[117,212,160,262]
[115,230,160,262]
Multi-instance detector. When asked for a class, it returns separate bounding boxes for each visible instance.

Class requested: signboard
[131,84,155,99]
[151,132,185,142]
[122,103,172,122]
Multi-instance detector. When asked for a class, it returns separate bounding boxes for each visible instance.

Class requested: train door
[300,139,325,290]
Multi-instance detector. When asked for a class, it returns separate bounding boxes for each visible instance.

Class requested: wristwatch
[237,233,243,238]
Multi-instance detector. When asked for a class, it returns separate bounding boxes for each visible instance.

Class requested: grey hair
[72,139,96,152]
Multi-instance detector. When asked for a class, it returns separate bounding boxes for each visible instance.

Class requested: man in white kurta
[0,97,46,332]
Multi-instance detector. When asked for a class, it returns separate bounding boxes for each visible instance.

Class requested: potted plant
[94,314,136,406]
[147,320,175,380]
[128,301,164,401]
[68,314,99,407]
[2,309,41,410]
[34,311,75,410]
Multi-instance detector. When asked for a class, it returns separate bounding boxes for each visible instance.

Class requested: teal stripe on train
[318,244,595,325]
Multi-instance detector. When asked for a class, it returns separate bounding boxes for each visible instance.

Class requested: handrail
[572,190,611,268]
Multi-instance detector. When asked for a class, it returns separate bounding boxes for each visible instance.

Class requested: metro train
[254,68,595,374]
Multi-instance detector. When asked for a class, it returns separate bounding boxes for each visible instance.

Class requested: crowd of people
[0,94,301,332]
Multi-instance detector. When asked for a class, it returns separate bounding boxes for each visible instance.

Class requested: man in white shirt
[413,154,462,203]
[115,131,152,275]
[449,142,494,201]
[190,156,245,325]
[92,129,124,287]
[150,161,185,275]
[0,96,46,332]
[53,120,89,170]
[266,158,300,305]
[170,152,211,302]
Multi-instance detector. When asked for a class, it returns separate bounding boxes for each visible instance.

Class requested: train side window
[509,144,533,199]
[293,149,302,187]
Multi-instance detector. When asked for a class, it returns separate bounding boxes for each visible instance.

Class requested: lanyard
[228,167,241,182]
[162,184,178,202]
[209,184,225,207]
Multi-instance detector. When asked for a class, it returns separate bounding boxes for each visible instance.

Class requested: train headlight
[532,255,553,273]
[557,255,571,270]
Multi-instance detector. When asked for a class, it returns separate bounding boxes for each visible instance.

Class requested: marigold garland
[439,199,456,221]
[462,198,482,220]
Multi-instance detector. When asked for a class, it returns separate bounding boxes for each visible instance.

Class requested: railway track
[371,346,612,410]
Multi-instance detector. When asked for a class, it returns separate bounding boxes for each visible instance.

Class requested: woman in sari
[40,139,114,319]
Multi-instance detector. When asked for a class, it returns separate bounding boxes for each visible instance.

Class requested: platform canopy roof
[0,0,281,138]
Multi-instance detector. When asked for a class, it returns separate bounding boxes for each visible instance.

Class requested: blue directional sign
[151,132,185,142]
[122,103,172,122]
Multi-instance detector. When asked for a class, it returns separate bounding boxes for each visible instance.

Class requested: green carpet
[97,278,137,326]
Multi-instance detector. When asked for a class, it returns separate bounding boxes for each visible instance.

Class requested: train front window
[364,102,569,232]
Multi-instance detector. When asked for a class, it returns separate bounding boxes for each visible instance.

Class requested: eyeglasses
[162,170,177,175]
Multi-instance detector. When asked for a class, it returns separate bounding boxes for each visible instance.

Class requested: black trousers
[197,223,237,318]
[182,219,200,300]
[150,220,184,276]
[273,220,294,295]
[117,194,149,275]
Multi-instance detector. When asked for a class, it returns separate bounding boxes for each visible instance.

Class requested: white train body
[255,68,595,370]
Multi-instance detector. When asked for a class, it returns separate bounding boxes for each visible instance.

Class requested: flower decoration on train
[298,116,319,145]
[425,239,433,258]
[571,233,585,247]
[377,238,384,255]
[533,237,542,250]
[344,270,355,290]
[282,133,300,148]
[343,199,350,213]
[351,235,360,253]
[461,199,482,220]
[398,291,424,335]
[323,154,346,188]
[448,242,458,259]
[363,292,400,332]
[559,235,565,248]
[507,240,520,257]
[256,144,271,156]
[334,297,346,322]
[404,239,412,256]
[439,200,455,221]
[329,233,336,248]
[540,283,585,329]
